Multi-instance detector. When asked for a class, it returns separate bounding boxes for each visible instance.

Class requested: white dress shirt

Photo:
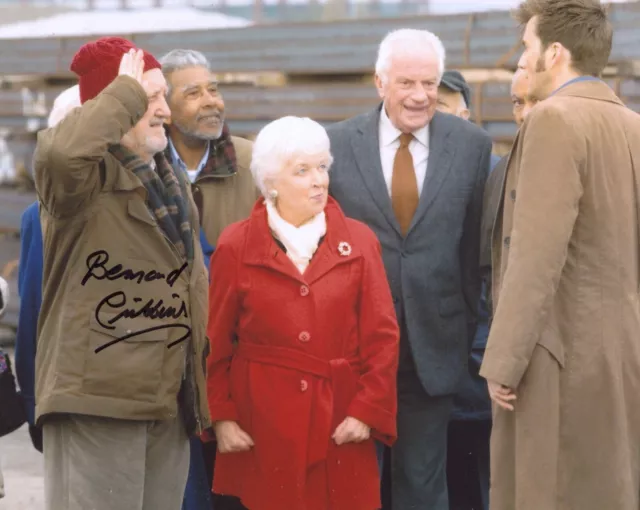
[378,106,430,196]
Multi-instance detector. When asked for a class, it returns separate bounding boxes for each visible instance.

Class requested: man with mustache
[480,1,640,509]
[160,49,256,510]
[33,37,210,510]
[160,49,256,251]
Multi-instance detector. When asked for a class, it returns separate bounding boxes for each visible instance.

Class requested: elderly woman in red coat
[206,116,400,510]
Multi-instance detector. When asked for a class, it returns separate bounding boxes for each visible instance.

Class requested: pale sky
[426,0,631,13]
[39,0,632,10]
[203,0,632,9]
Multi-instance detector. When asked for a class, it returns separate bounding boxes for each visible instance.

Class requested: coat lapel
[242,198,360,286]
[407,111,456,237]
[304,199,361,285]
[350,107,402,236]
[243,201,307,284]
[492,131,519,246]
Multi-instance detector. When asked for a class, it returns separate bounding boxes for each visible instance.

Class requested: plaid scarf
[165,122,238,178]
[110,144,194,262]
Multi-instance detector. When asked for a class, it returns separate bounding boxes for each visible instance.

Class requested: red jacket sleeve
[347,228,400,446]
[206,232,241,426]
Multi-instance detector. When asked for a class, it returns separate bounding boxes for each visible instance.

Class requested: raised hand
[118,48,144,85]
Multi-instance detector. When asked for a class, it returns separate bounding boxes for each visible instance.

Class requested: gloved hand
[28,424,43,453]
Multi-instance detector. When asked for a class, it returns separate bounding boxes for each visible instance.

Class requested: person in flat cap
[437,70,471,120]
[32,36,211,510]
[435,69,494,510]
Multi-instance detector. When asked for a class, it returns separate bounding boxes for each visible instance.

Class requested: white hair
[159,49,211,96]
[47,85,81,128]
[375,29,446,85]
[159,49,210,74]
[251,116,333,197]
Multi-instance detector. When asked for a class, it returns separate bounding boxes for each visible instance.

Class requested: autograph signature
[96,291,188,326]
[82,250,193,353]
[82,250,188,288]
[94,324,191,354]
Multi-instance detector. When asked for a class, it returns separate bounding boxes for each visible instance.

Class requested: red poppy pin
[338,241,352,257]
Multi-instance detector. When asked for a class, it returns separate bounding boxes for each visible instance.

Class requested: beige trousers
[43,413,189,510]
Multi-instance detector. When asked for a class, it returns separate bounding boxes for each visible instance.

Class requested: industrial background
[0,2,639,508]
[1,0,640,327]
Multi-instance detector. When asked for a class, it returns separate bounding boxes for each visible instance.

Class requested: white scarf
[266,200,327,274]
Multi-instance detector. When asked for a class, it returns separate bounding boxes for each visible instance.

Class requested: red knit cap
[70,36,162,104]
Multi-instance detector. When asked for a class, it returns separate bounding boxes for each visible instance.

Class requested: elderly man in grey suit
[327,29,492,510]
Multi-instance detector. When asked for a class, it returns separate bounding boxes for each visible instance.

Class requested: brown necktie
[391,133,419,235]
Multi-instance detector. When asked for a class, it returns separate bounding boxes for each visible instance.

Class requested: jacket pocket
[537,322,565,368]
[83,313,169,402]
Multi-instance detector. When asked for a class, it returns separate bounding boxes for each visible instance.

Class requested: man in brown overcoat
[480,1,640,509]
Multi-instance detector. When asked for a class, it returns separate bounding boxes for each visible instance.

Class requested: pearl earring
[269,189,278,199]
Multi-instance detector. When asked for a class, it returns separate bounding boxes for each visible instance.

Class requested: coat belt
[235,342,360,465]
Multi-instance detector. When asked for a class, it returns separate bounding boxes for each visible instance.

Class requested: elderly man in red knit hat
[32,37,211,510]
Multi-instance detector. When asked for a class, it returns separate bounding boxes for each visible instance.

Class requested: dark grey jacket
[327,107,492,396]
[452,154,507,420]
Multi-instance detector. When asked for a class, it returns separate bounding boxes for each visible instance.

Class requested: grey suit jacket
[327,107,492,396]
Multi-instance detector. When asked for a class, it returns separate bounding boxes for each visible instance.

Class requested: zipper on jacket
[158,224,203,432]
[159,231,184,263]
[192,351,203,433]
[195,172,235,184]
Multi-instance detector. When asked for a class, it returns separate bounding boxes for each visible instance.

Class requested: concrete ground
[0,190,50,509]
[0,348,45,510]
[0,424,44,510]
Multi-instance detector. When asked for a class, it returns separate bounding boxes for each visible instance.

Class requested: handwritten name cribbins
[82,250,192,353]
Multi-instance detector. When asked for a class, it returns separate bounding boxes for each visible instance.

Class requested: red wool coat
[206,197,400,510]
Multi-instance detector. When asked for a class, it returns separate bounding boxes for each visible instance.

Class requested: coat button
[298,331,311,342]
[300,379,308,392]
[504,236,511,247]
[510,189,516,200]
[300,285,310,297]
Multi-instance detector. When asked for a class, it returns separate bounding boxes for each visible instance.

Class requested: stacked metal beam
[0,3,639,194]
[2,3,640,77]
